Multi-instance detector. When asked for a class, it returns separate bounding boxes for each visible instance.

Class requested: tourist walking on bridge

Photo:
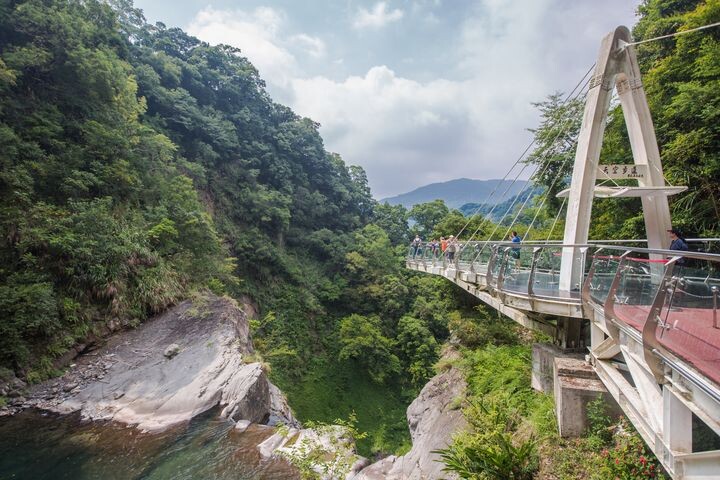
[431,239,440,258]
[668,228,688,266]
[446,235,458,262]
[510,231,521,268]
[411,235,422,259]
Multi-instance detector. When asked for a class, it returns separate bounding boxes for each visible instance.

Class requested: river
[0,408,298,479]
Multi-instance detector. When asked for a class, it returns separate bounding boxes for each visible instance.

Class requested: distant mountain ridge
[459,186,543,223]
[382,178,529,209]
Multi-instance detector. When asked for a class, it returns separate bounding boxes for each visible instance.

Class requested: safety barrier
[407,240,720,389]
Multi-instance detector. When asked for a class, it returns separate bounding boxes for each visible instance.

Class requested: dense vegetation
[434,317,668,480]
[1,0,717,473]
[0,0,478,456]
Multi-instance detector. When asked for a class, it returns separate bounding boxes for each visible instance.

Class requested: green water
[0,409,298,479]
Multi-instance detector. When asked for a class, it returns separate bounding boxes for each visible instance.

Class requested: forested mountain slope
[0,0,371,371]
[0,0,467,455]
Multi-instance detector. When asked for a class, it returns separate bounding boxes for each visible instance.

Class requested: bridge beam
[559,26,672,290]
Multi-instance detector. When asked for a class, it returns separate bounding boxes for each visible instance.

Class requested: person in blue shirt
[668,228,688,265]
[510,231,521,267]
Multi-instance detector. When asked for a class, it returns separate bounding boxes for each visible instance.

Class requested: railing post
[496,247,510,291]
[486,244,499,286]
[579,246,589,285]
[527,247,543,297]
[469,244,477,273]
[603,251,631,322]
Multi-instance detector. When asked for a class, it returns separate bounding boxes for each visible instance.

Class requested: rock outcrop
[29,295,297,431]
[258,425,370,480]
[354,362,467,480]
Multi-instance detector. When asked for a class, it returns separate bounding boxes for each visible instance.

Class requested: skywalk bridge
[407,242,720,478]
[404,24,720,479]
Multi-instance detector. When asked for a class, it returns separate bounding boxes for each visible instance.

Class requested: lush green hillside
[459,187,543,223]
[1,0,716,469]
[0,0,369,373]
[382,178,529,209]
[0,0,480,456]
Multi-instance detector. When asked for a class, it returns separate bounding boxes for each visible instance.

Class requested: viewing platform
[407,240,720,478]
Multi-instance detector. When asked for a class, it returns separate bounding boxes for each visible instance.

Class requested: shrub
[448,310,518,348]
[436,431,538,480]
[594,418,667,480]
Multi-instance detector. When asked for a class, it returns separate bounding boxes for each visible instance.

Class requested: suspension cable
[619,21,720,50]
[504,75,593,241]
[545,197,567,242]
[454,155,529,239]
[454,63,596,241]
[461,162,532,243]
[519,87,593,242]
[471,77,593,260]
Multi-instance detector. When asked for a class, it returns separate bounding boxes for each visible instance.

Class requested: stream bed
[0,408,298,479]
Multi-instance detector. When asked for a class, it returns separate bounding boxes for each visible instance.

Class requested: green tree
[338,314,401,384]
[431,209,491,240]
[524,93,584,212]
[409,200,450,238]
[373,202,409,246]
[636,0,720,235]
[395,315,439,388]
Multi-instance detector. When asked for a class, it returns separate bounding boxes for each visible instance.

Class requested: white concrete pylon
[559,26,673,291]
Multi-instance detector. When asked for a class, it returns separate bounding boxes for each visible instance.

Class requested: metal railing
[407,240,720,388]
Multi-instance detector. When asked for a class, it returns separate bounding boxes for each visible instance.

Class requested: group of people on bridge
[410,230,523,263]
[411,235,460,261]
[410,228,690,265]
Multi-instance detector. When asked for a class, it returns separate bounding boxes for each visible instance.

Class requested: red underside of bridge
[614,305,720,388]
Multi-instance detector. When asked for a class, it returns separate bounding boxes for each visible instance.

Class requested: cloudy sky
[134,0,641,199]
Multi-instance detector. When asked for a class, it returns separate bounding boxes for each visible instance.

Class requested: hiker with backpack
[411,235,422,258]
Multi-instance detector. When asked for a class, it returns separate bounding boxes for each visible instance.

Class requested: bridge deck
[407,241,720,478]
[615,304,720,386]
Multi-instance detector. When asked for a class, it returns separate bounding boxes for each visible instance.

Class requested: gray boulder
[47,295,290,431]
[163,343,181,359]
[354,363,467,480]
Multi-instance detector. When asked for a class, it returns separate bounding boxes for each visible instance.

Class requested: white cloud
[291,33,326,58]
[187,6,298,89]
[353,2,404,29]
[184,1,639,199]
[290,67,488,198]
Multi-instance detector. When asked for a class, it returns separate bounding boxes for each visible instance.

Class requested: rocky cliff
[6,295,468,480]
[247,350,468,480]
[353,357,467,479]
[25,295,296,431]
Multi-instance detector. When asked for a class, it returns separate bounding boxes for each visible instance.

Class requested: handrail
[409,241,720,263]
[641,256,681,381]
[527,247,543,297]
